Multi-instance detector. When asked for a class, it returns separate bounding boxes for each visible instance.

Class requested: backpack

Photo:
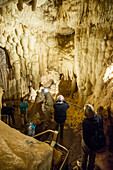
[91,127,106,151]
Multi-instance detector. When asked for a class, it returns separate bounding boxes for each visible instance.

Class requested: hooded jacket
[29,122,35,130]
[53,100,69,123]
[82,114,103,149]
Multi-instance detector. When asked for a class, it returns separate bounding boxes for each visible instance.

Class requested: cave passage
[0,0,113,170]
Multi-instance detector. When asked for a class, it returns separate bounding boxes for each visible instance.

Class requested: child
[28,122,35,136]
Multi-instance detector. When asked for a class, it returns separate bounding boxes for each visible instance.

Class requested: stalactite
[1,68,7,90]
[32,0,37,11]
[0,7,3,16]
[61,60,73,80]
[17,0,23,11]
[12,78,17,99]
[14,62,20,80]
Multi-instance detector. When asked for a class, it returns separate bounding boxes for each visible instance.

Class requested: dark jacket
[1,106,14,115]
[82,114,103,149]
[53,101,69,123]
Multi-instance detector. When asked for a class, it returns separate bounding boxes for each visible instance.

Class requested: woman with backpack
[78,104,106,170]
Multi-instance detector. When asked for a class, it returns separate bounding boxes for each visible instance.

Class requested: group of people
[1,98,35,136]
[53,95,106,170]
[1,93,105,170]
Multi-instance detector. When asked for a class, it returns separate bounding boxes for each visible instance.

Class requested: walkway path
[45,121,81,170]
[47,121,113,170]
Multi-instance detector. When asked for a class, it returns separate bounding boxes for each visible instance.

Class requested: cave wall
[0,0,113,105]
[0,87,3,119]
[60,0,113,104]
[0,2,74,100]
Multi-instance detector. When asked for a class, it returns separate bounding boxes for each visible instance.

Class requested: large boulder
[0,120,53,170]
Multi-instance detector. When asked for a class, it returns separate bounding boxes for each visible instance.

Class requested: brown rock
[0,120,53,170]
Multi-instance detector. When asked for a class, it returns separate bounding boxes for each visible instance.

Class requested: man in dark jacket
[53,95,69,138]
[80,104,104,170]
[1,102,15,126]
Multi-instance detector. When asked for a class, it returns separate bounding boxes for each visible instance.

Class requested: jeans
[81,140,96,170]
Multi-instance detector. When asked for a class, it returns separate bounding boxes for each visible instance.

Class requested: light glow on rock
[103,63,113,82]
[43,88,49,93]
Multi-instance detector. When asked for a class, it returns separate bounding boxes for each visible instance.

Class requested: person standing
[1,101,15,126]
[19,98,29,126]
[80,104,105,170]
[53,95,69,138]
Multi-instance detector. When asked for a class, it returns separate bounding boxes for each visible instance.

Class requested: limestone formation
[0,1,113,170]
[0,0,112,108]
[0,120,53,170]
[28,90,54,125]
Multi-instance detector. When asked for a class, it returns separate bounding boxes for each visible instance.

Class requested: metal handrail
[56,143,69,170]
[33,129,57,138]
[33,129,69,170]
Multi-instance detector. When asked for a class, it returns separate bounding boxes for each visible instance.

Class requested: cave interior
[0,0,113,170]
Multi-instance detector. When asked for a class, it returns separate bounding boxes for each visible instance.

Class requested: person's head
[84,104,95,118]
[20,97,24,102]
[2,102,7,107]
[30,122,33,125]
[57,95,64,102]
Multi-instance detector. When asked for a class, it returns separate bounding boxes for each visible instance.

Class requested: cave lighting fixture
[43,88,49,93]
[103,63,113,82]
